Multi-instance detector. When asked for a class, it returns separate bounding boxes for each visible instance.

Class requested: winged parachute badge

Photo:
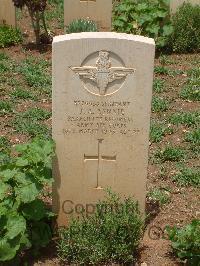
[71,51,135,96]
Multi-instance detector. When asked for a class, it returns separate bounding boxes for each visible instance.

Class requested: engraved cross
[84,139,116,189]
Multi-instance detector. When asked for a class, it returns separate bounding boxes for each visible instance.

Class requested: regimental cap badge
[71,50,135,96]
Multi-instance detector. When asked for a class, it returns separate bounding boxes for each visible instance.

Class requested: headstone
[170,0,200,13]
[52,32,155,226]
[0,0,16,26]
[64,0,112,31]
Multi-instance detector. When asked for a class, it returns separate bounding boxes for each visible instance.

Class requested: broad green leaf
[0,181,10,200]
[15,172,30,185]
[6,214,26,239]
[22,199,46,221]
[16,158,29,167]
[163,24,174,36]
[15,183,39,203]
[0,239,18,261]
[0,169,17,182]
[31,222,52,248]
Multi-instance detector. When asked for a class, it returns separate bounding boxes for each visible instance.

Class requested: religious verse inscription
[63,100,140,136]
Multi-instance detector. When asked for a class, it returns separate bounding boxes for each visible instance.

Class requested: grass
[18,107,51,121]
[148,188,171,206]
[185,128,200,145]
[0,136,10,151]
[0,100,14,115]
[180,85,200,101]
[152,96,169,112]
[150,122,173,143]
[12,117,50,137]
[10,87,38,101]
[180,67,200,101]
[172,166,200,187]
[19,57,51,95]
[154,66,182,76]
[0,52,9,60]
[154,146,186,163]
[153,78,165,93]
[46,0,64,29]
[169,111,200,127]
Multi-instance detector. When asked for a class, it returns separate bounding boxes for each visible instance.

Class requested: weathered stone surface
[0,0,16,26]
[52,32,155,226]
[64,0,112,31]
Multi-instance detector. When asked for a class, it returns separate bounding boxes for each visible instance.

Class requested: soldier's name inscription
[63,100,140,136]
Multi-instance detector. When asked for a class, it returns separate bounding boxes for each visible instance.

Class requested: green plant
[0,138,55,262]
[169,111,200,127]
[19,107,51,121]
[185,128,200,145]
[152,96,169,112]
[10,87,37,101]
[46,0,64,29]
[19,57,51,94]
[159,54,174,65]
[180,67,200,101]
[0,25,22,48]
[150,122,173,143]
[153,78,165,93]
[66,19,98,33]
[0,52,9,60]
[154,65,170,75]
[113,0,173,48]
[172,166,200,187]
[180,85,200,101]
[12,117,50,137]
[167,220,200,265]
[154,146,185,162]
[0,100,14,115]
[147,188,171,206]
[169,3,200,53]
[57,190,144,265]
[0,136,10,152]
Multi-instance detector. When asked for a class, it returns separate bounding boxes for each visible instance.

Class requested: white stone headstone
[52,32,155,226]
[0,0,16,26]
[64,0,112,31]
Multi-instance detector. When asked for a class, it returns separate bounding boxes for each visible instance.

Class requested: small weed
[0,52,9,60]
[150,123,173,143]
[172,166,200,187]
[154,146,185,162]
[153,79,165,93]
[0,62,9,73]
[187,67,200,81]
[180,84,200,101]
[66,19,98,33]
[159,55,174,65]
[19,57,51,94]
[0,136,10,152]
[0,100,13,115]
[154,66,170,75]
[169,111,200,127]
[185,128,200,145]
[0,25,22,48]
[18,107,51,121]
[12,117,50,137]
[148,188,171,206]
[152,96,169,112]
[10,87,37,101]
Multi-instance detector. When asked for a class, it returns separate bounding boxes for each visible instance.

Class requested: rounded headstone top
[53,32,155,45]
